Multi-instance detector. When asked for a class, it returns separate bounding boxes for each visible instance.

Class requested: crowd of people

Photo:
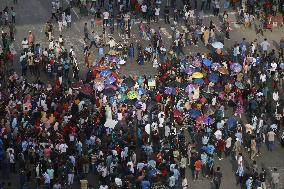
[0,0,284,189]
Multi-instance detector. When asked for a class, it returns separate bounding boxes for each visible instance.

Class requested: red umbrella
[81,84,92,95]
[173,109,182,118]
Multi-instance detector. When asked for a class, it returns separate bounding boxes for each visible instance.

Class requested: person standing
[260,38,270,57]
[259,168,267,189]
[83,23,90,42]
[250,137,257,160]
[212,167,222,189]
[271,168,280,189]
[267,129,276,152]
[11,7,16,23]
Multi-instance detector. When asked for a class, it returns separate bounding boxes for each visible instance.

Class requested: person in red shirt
[217,139,226,160]
[194,159,202,180]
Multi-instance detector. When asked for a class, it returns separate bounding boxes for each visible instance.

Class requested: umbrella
[184,67,195,74]
[105,77,116,85]
[203,59,212,67]
[173,109,182,118]
[148,160,157,168]
[123,77,136,88]
[100,69,112,77]
[185,84,195,93]
[127,91,138,100]
[193,78,204,85]
[188,109,201,118]
[227,117,237,129]
[235,81,245,89]
[211,42,224,49]
[81,84,92,95]
[104,119,118,129]
[192,72,204,79]
[94,82,105,91]
[204,116,214,125]
[164,87,176,95]
[208,73,219,83]
[137,88,144,96]
[103,88,116,97]
[230,63,242,72]
[211,63,222,70]
[109,56,119,62]
[218,67,229,74]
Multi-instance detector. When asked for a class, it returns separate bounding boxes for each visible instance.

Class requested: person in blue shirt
[201,151,208,176]
[246,177,253,189]
[207,144,215,155]
[141,180,150,189]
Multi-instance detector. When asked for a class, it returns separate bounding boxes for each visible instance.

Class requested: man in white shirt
[260,38,270,56]
[154,7,160,22]
[141,4,147,18]
[103,10,109,26]
[22,38,29,52]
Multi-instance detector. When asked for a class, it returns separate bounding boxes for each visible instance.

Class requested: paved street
[1,0,284,189]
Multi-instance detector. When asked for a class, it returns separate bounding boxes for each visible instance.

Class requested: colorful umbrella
[211,63,222,70]
[185,84,195,93]
[100,69,112,77]
[192,72,204,79]
[211,42,224,49]
[193,78,204,85]
[184,67,195,74]
[80,84,92,95]
[188,109,201,118]
[127,91,138,100]
[164,87,176,95]
[105,77,116,85]
[227,117,237,129]
[94,82,105,91]
[208,73,219,83]
[204,116,214,125]
[230,63,242,72]
[203,59,212,67]
[138,88,144,96]
[173,109,182,118]
[109,56,119,62]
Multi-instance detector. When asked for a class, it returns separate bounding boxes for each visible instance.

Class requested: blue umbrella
[100,69,112,77]
[193,78,204,85]
[204,117,214,125]
[203,59,212,67]
[138,88,144,96]
[188,109,201,118]
[227,117,237,129]
[208,73,219,83]
[105,77,116,85]
[230,63,242,72]
[164,87,176,95]
[211,63,221,70]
